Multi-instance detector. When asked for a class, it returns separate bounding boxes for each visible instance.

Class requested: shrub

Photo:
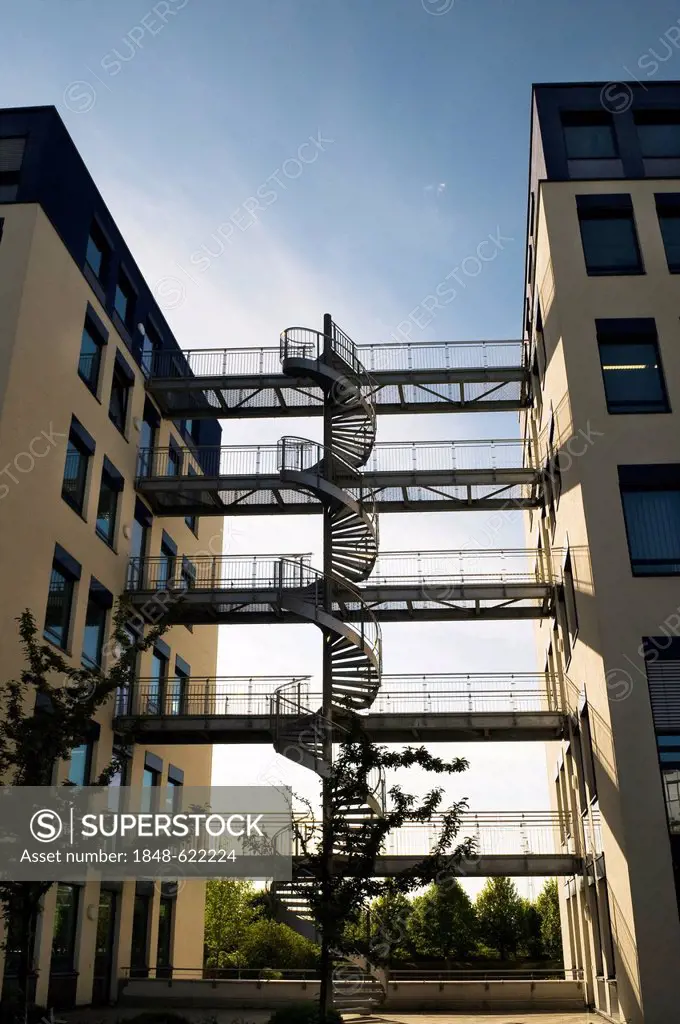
[268,1003,342,1024]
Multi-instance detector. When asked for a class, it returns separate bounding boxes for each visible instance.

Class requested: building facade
[524,82,680,1023]
[0,107,221,1007]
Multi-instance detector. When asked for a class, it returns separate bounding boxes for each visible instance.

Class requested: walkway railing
[148,340,527,380]
[136,439,537,480]
[116,672,565,718]
[292,811,576,858]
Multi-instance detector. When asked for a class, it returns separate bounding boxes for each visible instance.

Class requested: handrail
[148,340,528,380]
[135,439,538,480]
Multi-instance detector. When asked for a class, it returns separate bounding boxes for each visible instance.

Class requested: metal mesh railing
[370,548,559,585]
[291,812,575,858]
[148,340,526,380]
[118,673,565,719]
[135,439,537,480]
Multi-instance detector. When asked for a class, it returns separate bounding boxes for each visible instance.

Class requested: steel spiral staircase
[269,319,386,1009]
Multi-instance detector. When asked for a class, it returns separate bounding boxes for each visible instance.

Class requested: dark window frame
[82,579,113,669]
[562,111,618,161]
[96,459,124,548]
[85,219,111,284]
[0,136,27,202]
[78,315,107,394]
[61,421,94,516]
[576,195,644,276]
[50,884,81,973]
[655,193,680,273]
[44,550,80,651]
[596,318,670,415]
[114,269,136,332]
[619,465,680,577]
[109,354,134,436]
[635,110,680,159]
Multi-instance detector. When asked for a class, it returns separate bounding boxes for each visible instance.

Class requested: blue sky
[5,0,680,892]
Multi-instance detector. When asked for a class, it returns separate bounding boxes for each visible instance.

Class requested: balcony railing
[117,673,566,720]
[135,439,537,481]
[291,811,575,858]
[148,340,527,380]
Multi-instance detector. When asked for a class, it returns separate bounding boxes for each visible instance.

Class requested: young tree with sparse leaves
[0,602,166,1020]
[284,718,474,1014]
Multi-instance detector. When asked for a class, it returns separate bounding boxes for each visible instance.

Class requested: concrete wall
[118,977,587,1012]
[524,175,680,1024]
[0,203,220,1004]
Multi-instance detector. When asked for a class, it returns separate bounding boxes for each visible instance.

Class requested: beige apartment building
[0,107,221,1007]
[524,82,680,1023]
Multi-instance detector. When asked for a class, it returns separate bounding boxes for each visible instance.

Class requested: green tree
[475,877,525,960]
[408,879,478,963]
[287,719,474,1012]
[204,879,258,968]
[535,878,563,960]
[239,919,319,970]
[0,604,166,1019]
[519,897,544,959]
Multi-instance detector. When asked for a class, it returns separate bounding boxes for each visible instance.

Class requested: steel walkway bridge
[135,438,541,515]
[114,672,568,743]
[125,548,559,624]
[146,339,530,419]
[287,812,583,881]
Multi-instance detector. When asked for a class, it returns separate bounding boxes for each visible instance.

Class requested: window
[141,756,161,813]
[596,318,669,414]
[44,548,80,650]
[655,193,680,272]
[68,740,92,786]
[562,111,617,159]
[577,195,643,275]
[185,465,199,535]
[167,441,181,477]
[180,556,196,592]
[635,111,680,158]
[78,314,107,393]
[0,136,26,202]
[85,220,110,283]
[619,465,680,575]
[156,897,174,978]
[141,322,161,377]
[148,649,168,714]
[82,579,112,668]
[169,660,189,716]
[114,271,135,330]
[131,892,150,976]
[166,771,183,811]
[51,885,80,972]
[138,407,158,478]
[62,419,95,515]
[96,458,123,547]
[158,533,176,589]
[109,353,134,434]
[128,501,152,589]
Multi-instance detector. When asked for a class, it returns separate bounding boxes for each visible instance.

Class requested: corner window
[185,464,199,535]
[51,885,80,973]
[0,136,26,202]
[158,533,177,589]
[562,111,617,159]
[68,740,93,786]
[635,111,680,158]
[596,318,669,414]
[169,660,188,716]
[44,548,80,650]
[109,353,134,434]
[82,579,112,668]
[655,193,680,272]
[619,465,680,575]
[576,195,643,276]
[96,458,124,547]
[85,220,110,283]
[114,271,135,331]
[78,314,107,393]
[62,419,95,515]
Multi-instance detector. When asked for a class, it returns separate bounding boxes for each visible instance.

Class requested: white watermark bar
[0,786,292,881]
